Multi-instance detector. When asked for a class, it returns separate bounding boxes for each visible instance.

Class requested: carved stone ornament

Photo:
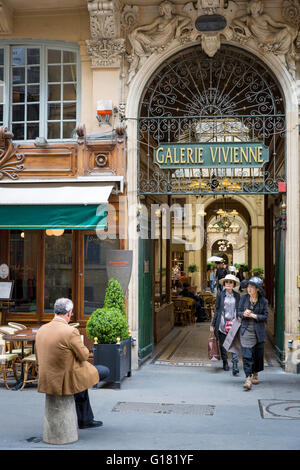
[198,0,228,15]
[282,0,300,27]
[0,127,25,180]
[86,38,126,67]
[121,4,139,36]
[95,153,108,167]
[86,0,126,68]
[127,0,193,84]
[126,0,300,84]
[182,0,238,57]
[76,124,87,145]
[87,0,122,39]
[0,0,13,34]
[231,0,299,79]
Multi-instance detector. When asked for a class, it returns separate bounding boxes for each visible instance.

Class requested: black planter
[93,337,132,389]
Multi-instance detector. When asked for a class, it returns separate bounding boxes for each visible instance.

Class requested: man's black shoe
[79,420,103,429]
[223,361,229,371]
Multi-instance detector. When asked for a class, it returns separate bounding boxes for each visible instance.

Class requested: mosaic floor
[151,323,279,367]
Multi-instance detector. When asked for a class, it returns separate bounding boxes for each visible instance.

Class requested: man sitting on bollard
[35,297,110,429]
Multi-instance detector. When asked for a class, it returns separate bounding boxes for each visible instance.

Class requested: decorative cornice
[0,127,25,180]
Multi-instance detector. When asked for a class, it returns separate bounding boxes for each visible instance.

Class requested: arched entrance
[126,40,299,371]
[204,197,253,277]
[210,241,232,265]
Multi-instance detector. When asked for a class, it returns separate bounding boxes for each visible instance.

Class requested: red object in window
[278,182,286,193]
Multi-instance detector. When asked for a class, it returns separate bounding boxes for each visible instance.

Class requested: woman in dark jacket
[237,276,268,390]
[210,274,240,375]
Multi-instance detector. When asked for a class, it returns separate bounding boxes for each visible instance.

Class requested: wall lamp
[96,100,118,126]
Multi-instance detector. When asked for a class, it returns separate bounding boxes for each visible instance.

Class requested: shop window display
[44,231,72,312]
[84,235,119,314]
[9,230,37,312]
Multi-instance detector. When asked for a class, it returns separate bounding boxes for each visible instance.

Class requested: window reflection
[44,230,72,312]
[84,235,119,314]
[9,230,37,312]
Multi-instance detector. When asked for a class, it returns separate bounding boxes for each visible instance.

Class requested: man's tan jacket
[35,317,99,395]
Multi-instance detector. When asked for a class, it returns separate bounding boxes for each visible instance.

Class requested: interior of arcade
[139,191,284,365]
[137,45,287,364]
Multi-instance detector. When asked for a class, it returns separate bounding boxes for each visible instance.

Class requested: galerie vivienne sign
[153,142,269,168]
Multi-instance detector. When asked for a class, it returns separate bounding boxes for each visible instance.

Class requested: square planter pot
[93,337,132,389]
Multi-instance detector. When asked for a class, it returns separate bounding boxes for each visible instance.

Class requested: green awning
[0,204,107,230]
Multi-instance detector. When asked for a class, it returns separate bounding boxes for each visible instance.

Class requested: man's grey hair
[54,298,73,315]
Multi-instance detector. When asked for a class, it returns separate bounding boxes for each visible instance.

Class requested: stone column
[285,118,300,373]
[43,395,78,445]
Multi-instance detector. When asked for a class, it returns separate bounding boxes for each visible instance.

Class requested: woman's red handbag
[208,334,220,361]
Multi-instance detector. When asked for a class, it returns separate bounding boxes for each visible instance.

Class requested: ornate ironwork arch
[137,45,286,195]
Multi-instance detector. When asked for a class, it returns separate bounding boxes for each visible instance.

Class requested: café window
[0,41,80,141]
[5,230,120,318]
[44,230,73,313]
[84,235,119,314]
[9,230,37,312]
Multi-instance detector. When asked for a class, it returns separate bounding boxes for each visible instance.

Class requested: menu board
[106,250,133,294]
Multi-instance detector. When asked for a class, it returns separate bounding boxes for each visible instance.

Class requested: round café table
[3,326,41,390]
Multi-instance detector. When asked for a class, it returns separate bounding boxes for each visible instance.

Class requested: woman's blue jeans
[209,280,215,293]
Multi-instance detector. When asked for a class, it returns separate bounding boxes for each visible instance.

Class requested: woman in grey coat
[237,276,268,390]
[210,274,240,375]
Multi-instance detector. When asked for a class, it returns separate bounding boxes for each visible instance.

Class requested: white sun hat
[219,274,240,286]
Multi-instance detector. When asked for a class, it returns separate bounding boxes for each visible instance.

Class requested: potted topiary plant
[86,278,131,389]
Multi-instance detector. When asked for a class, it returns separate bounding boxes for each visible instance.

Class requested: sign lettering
[153,143,269,168]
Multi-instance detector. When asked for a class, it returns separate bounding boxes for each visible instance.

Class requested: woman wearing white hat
[210,274,240,374]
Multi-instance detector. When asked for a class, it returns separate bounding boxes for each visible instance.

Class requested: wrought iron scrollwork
[138,46,286,195]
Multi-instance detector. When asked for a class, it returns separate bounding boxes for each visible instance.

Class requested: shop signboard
[153,142,269,169]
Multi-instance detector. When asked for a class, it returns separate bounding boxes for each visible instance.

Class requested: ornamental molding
[86,0,125,67]
[120,4,139,36]
[0,127,25,180]
[0,0,13,34]
[87,0,122,38]
[126,0,300,84]
[282,0,300,27]
[86,37,126,67]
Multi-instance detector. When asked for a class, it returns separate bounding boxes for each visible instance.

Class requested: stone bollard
[43,394,78,445]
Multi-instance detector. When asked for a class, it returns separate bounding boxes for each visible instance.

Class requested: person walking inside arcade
[238,277,268,390]
[210,274,240,374]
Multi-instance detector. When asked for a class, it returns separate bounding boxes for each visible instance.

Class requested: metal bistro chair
[204,296,216,322]
[19,354,38,391]
[0,326,32,372]
[173,299,189,326]
[181,297,196,324]
[8,322,27,331]
[0,333,18,389]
